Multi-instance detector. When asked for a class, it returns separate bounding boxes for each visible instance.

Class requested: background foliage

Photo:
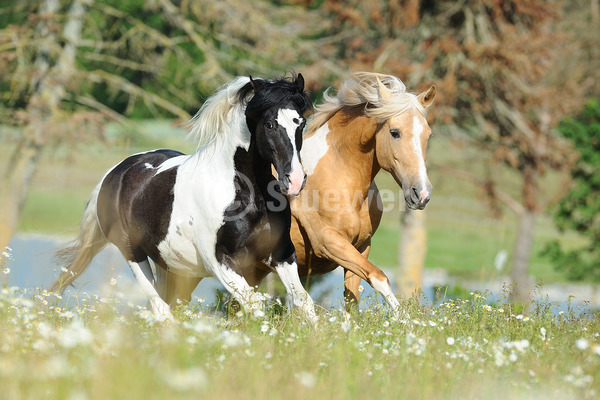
[544,100,600,281]
[0,0,599,289]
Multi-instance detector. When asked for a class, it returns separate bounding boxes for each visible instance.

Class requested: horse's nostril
[411,187,419,199]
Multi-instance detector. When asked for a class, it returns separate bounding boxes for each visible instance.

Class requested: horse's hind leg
[155,266,201,307]
[127,258,173,321]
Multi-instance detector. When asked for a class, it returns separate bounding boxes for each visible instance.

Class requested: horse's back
[96,149,186,260]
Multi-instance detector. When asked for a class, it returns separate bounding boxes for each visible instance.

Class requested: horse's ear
[418,85,436,108]
[376,77,393,101]
[249,75,256,90]
[295,73,305,91]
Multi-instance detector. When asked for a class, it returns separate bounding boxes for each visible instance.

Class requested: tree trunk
[0,143,42,251]
[396,209,426,297]
[0,0,86,251]
[509,209,535,305]
[509,165,538,306]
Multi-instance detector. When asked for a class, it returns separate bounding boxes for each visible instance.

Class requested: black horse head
[239,73,310,195]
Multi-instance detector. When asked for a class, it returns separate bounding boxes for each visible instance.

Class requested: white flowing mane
[186,76,252,152]
[308,72,426,132]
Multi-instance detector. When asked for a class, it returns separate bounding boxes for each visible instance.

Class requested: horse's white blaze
[411,115,429,200]
[277,108,304,195]
[275,261,318,324]
[301,122,329,176]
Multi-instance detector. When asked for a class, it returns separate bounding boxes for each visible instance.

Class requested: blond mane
[307,72,426,133]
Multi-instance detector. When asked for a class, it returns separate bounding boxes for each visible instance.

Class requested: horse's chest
[215,204,273,266]
[345,214,373,249]
[154,161,242,277]
[355,221,373,246]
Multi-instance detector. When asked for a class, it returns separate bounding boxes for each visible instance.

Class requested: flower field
[1,273,599,400]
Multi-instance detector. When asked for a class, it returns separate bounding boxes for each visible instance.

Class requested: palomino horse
[246,72,436,319]
[52,74,317,323]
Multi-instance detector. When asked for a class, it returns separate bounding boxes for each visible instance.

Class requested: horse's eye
[265,121,274,130]
[390,128,401,139]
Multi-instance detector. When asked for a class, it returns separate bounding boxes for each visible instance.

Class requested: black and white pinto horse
[52,74,317,323]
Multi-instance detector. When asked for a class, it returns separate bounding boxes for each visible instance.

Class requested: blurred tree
[313,0,591,303]
[396,209,426,297]
[544,100,600,281]
[0,0,94,252]
[0,0,324,251]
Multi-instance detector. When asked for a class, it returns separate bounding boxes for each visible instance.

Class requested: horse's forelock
[243,76,311,119]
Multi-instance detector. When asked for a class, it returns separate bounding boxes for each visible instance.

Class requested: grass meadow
[0,279,599,400]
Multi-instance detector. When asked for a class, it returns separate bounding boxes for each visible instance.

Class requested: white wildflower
[341,320,351,332]
[576,338,590,351]
[165,367,207,391]
[296,372,317,388]
[186,318,215,335]
[221,330,245,348]
[57,319,93,348]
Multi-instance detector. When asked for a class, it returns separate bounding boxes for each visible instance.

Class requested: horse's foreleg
[128,259,174,321]
[209,262,265,316]
[274,257,318,325]
[314,228,402,320]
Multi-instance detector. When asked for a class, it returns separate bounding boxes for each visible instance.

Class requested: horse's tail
[51,183,108,293]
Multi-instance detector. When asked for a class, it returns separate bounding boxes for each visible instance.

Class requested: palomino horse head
[372,77,436,210]
[243,74,310,196]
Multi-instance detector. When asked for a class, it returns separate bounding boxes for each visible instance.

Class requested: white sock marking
[275,261,318,324]
[128,259,173,321]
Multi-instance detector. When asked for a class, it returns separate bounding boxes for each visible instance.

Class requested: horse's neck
[248,141,274,193]
[316,112,380,194]
[186,111,253,171]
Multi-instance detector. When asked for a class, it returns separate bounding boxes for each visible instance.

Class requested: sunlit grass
[1,265,599,400]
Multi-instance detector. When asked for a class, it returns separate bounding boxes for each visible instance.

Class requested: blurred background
[1,0,599,312]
